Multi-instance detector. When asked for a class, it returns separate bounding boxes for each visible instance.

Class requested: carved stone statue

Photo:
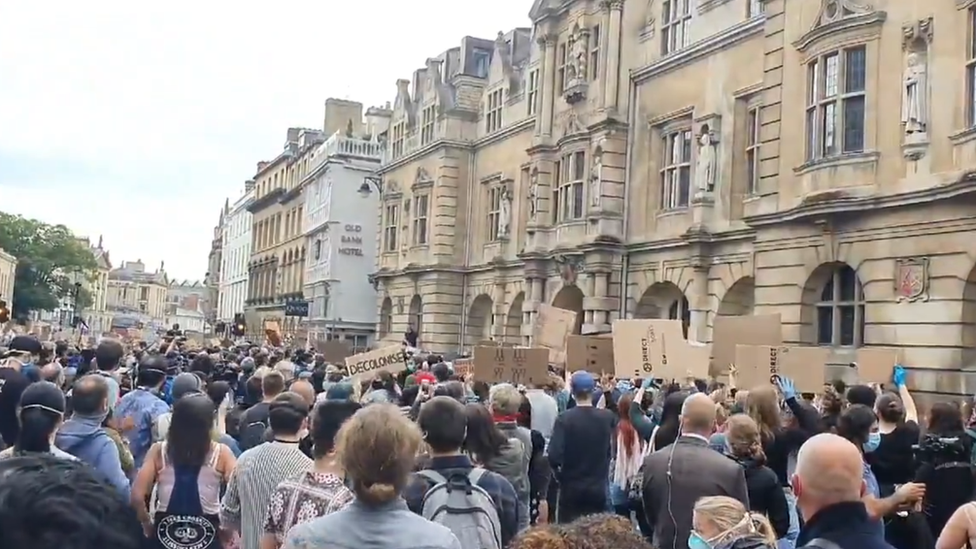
[902,52,927,134]
[498,189,512,238]
[589,143,604,208]
[565,37,579,83]
[528,169,541,220]
[695,130,716,193]
[571,30,588,82]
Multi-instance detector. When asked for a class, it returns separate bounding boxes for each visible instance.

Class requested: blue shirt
[115,387,170,469]
[862,459,886,537]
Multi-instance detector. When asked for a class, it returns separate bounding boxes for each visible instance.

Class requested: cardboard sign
[611,319,707,380]
[453,358,474,378]
[711,314,781,377]
[472,346,549,385]
[315,340,352,363]
[344,345,409,380]
[533,304,577,363]
[852,347,901,384]
[565,335,615,373]
[734,344,828,393]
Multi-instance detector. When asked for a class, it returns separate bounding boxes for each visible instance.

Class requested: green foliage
[74,285,94,311]
[0,212,98,320]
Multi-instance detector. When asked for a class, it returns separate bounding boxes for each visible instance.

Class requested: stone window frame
[557,41,569,94]
[390,119,407,160]
[420,104,436,145]
[816,264,865,348]
[589,24,602,81]
[745,99,762,196]
[661,0,692,56]
[485,180,505,242]
[963,3,976,128]
[411,193,430,247]
[553,149,587,223]
[526,68,540,116]
[803,45,868,162]
[485,87,505,134]
[382,202,399,253]
[747,0,763,18]
[659,121,693,210]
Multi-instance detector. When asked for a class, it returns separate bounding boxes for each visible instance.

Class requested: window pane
[554,161,561,184]
[969,65,976,126]
[843,96,865,153]
[573,151,586,180]
[820,275,834,302]
[747,109,758,146]
[747,151,756,192]
[678,166,690,206]
[806,108,817,160]
[824,53,839,97]
[822,102,837,156]
[807,60,819,104]
[817,306,833,345]
[844,47,866,93]
[663,1,672,23]
[839,266,858,301]
[682,130,692,161]
[572,182,583,218]
[839,305,855,346]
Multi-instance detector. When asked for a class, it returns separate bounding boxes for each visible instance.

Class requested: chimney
[323,98,364,138]
[256,161,269,173]
[244,179,255,192]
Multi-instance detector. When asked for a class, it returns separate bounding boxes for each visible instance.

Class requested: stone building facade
[0,247,16,310]
[371,0,976,395]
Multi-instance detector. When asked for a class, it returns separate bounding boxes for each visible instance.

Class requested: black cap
[8,336,42,355]
[20,381,66,415]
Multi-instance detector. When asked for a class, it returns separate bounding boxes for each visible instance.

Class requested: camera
[913,433,969,466]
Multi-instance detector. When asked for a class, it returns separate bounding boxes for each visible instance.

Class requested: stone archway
[717,276,756,316]
[551,285,584,335]
[378,297,393,338]
[505,292,525,345]
[408,294,423,340]
[963,263,976,365]
[465,294,494,348]
[634,281,690,338]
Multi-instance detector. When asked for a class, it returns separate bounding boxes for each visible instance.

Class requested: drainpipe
[457,148,476,352]
[618,77,638,320]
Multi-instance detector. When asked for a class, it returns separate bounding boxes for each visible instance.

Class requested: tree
[0,212,98,321]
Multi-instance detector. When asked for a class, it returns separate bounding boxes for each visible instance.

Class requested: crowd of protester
[0,329,975,549]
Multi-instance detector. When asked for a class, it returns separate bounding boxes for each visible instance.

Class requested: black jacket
[798,501,896,549]
[732,455,791,539]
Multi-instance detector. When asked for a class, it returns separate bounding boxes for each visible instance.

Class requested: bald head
[680,393,717,435]
[290,379,316,406]
[793,434,864,521]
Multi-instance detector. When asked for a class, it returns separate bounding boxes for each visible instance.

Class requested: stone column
[584,274,595,326]
[593,272,609,326]
[538,34,558,136]
[523,277,545,345]
[492,283,506,340]
[603,0,623,111]
[687,265,710,343]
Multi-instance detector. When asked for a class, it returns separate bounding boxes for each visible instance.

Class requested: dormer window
[472,50,490,78]
[485,88,504,133]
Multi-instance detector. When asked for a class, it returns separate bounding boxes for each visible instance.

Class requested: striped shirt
[220,441,312,549]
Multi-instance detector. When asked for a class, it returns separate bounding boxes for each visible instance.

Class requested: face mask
[688,532,712,549]
[863,432,881,453]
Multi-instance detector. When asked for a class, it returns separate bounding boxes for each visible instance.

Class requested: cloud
[0,0,530,281]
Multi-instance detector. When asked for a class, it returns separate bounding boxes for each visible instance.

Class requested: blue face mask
[688,532,712,549]
[863,432,881,453]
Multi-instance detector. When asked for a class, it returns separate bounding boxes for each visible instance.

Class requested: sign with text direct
[472,346,549,385]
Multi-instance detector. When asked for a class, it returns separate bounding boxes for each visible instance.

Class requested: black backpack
[237,407,270,451]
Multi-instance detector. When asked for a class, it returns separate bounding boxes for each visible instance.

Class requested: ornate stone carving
[589,139,605,208]
[498,187,513,239]
[528,167,541,221]
[559,110,585,137]
[901,17,932,158]
[562,21,589,104]
[901,52,927,135]
[902,16,933,49]
[415,166,431,184]
[396,296,405,314]
[894,257,929,302]
[695,125,717,194]
[817,0,872,26]
[554,254,584,285]
[639,0,656,41]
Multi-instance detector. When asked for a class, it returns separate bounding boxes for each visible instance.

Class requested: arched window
[817,264,865,347]
[668,296,691,339]
[379,298,393,338]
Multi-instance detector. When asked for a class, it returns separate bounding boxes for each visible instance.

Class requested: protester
[0,381,74,460]
[153,371,204,441]
[0,453,144,549]
[281,403,460,549]
[56,375,130,497]
[691,496,778,549]
[238,371,285,451]
[93,339,125,413]
[115,355,171,469]
[642,392,750,549]
[262,400,360,549]
[221,392,312,549]
[488,384,534,531]
[464,401,531,531]
[0,336,35,448]
[723,414,791,542]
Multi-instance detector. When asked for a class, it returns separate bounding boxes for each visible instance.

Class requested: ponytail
[15,407,59,453]
[747,512,777,546]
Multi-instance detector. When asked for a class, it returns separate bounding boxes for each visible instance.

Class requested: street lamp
[358,175,383,197]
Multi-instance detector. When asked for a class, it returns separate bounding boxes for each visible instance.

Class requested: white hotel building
[217,183,254,323]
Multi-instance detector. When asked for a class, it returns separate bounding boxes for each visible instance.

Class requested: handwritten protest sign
[734,344,827,393]
[344,345,409,380]
[473,346,548,385]
[453,358,474,378]
[533,304,577,363]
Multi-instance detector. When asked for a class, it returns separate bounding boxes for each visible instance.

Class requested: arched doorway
[551,285,584,335]
[962,263,976,365]
[634,281,690,338]
[716,276,756,316]
[378,297,393,338]
[408,295,423,342]
[800,262,864,347]
[505,292,525,344]
[465,294,494,348]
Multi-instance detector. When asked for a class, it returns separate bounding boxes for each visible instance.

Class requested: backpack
[965,429,976,466]
[238,407,270,450]
[416,469,503,549]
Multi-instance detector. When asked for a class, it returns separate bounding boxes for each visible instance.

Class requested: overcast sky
[0,1,529,281]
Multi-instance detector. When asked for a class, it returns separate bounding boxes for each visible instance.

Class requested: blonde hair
[694,496,776,546]
[489,383,523,416]
[745,385,780,445]
[336,403,422,506]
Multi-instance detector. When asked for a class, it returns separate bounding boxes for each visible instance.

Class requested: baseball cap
[8,335,42,355]
[171,372,203,401]
[570,371,596,394]
[20,381,66,416]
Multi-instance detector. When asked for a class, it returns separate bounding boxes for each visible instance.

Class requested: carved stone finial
[902,17,933,50]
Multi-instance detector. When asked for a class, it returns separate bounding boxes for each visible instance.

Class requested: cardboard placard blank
[565,335,615,373]
[533,304,577,363]
[344,345,409,380]
[611,319,707,380]
[734,345,828,393]
[853,348,901,384]
[473,346,549,385]
[315,340,353,363]
[711,314,782,377]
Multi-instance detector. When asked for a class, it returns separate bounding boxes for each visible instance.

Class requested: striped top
[220,441,312,549]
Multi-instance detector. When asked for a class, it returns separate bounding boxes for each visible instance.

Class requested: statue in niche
[695,126,717,193]
[498,188,512,238]
[565,37,579,83]
[571,28,588,83]
[589,141,604,208]
[902,52,927,135]
[528,168,541,220]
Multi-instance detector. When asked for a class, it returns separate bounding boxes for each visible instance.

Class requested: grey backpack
[417,469,503,549]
